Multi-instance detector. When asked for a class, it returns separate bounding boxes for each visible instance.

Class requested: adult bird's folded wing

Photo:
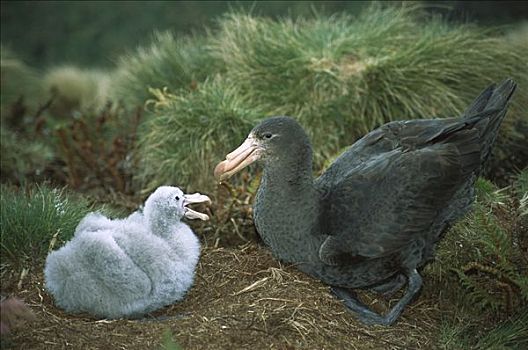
[318,119,483,264]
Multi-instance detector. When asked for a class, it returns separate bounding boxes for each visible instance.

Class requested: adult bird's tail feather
[426,79,516,175]
[465,79,517,167]
[463,78,516,117]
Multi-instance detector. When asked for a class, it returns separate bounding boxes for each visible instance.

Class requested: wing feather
[317,118,481,261]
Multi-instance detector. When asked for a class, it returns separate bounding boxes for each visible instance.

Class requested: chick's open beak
[183,193,211,221]
[214,135,262,181]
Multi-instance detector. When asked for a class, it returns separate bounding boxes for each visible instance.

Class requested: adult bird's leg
[371,273,406,298]
[332,269,422,326]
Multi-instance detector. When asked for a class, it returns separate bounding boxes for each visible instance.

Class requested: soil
[1,240,458,350]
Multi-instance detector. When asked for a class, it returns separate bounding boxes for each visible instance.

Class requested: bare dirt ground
[1,241,458,350]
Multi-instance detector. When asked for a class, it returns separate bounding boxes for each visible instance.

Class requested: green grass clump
[136,77,262,192]
[210,4,528,167]
[1,48,54,183]
[42,65,113,119]
[516,170,528,194]
[0,126,54,183]
[515,170,528,217]
[0,46,42,115]
[0,184,104,263]
[112,31,222,109]
[119,4,527,192]
[432,176,528,317]
[160,329,183,350]
[432,174,528,348]
[439,310,528,350]
[474,311,528,349]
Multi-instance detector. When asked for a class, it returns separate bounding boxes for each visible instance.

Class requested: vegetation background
[2,1,528,68]
[1,1,527,349]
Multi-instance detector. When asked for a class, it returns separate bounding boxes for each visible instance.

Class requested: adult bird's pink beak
[214,135,262,181]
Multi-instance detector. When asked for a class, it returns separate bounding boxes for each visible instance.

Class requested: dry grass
[2,243,450,350]
[2,175,525,349]
[3,176,525,349]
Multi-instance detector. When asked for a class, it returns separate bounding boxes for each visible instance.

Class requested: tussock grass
[42,66,112,118]
[475,310,528,349]
[431,173,528,348]
[137,77,262,192]
[0,46,42,115]
[133,4,527,191]
[0,62,118,184]
[429,175,528,318]
[506,21,528,47]
[0,184,104,264]
[0,126,54,183]
[210,4,528,166]
[111,31,222,109]
[516,170,528,194]
[438,310,528,349]
[515,170,528,217]
[1,49,53,183]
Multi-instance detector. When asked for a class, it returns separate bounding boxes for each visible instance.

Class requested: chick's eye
[175,196,180,201]
[263,133,273,139]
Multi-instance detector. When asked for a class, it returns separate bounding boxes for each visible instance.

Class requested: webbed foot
[332,269,422,326]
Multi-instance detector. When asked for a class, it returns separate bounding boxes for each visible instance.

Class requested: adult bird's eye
[263,133,273,139]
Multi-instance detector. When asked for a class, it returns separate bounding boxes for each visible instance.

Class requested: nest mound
[2,243,446,349]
